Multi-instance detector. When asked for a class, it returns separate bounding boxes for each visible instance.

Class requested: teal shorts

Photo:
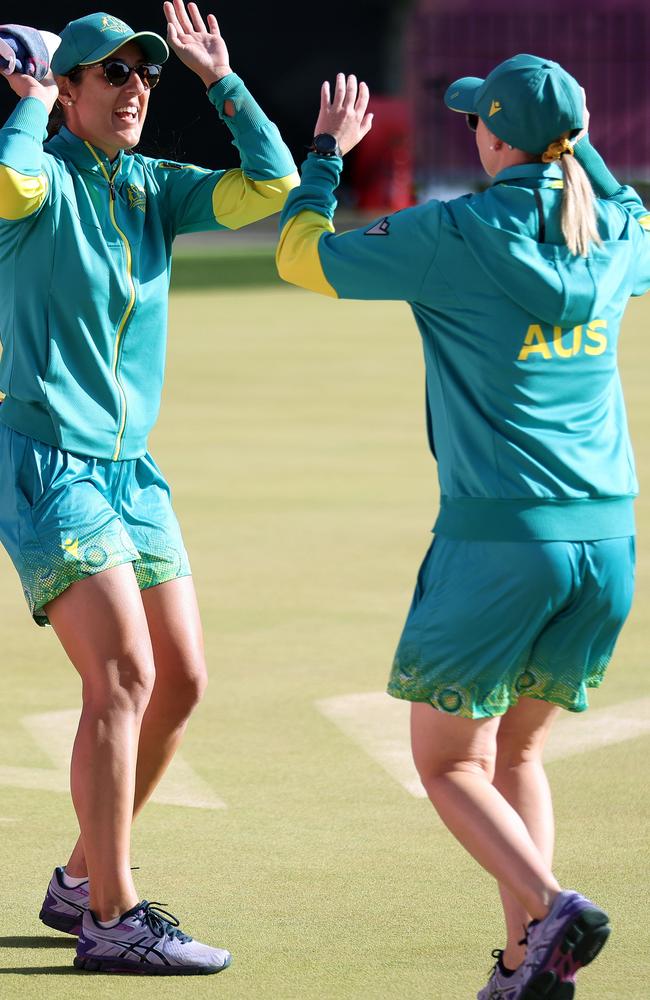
[0,423,191,626]
[387,535,635,718]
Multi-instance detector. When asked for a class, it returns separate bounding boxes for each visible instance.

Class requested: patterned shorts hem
[31,551,138,627]
[137,568,193,592]
[386,680,596,719]
[386,684,510,720]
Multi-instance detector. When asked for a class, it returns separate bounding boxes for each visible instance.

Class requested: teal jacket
[276,141,650,541]
[0,74,298,460]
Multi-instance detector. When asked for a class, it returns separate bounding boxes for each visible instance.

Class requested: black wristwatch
[309,133,342,157]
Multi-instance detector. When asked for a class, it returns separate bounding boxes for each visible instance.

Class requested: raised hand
[314,74,373,156]
[5,69,58,113]
[163,0,231,88]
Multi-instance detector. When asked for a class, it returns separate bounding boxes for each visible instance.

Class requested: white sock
[61,868,88,888]
[97,915,122,928]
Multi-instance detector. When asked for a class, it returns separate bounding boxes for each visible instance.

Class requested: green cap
[444,54,583,155]
[51,12,169,75]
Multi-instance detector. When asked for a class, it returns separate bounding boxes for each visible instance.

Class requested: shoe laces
[137,901,193,943]
[517,916,537,949]
[483,952,509,998]
[488,948,504,974]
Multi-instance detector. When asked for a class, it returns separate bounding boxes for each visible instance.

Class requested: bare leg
[494,698,561,969]
[411,703,560,921]
[46,565,156,920]
[65,577,207,877]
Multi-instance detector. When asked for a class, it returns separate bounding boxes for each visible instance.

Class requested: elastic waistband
[434,495,636,541]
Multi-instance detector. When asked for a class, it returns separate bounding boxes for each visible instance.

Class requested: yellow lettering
[518,325,552,361]
[553,325,582,358]
[584,319,608,356]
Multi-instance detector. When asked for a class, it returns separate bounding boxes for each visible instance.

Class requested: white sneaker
[74,900,232,975]
[39,866,89,936]
[477,950,526,999]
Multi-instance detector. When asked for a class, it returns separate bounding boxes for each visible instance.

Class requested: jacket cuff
[4,96,49,141]
[573,134,621,198]
[0,97,49,173]
[280,154,343,228]
[298,153,343,214]
[207,73,269,133]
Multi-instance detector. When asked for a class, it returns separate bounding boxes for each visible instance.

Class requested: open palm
[163,0,231,86]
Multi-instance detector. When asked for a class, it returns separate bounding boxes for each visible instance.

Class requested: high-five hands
[314,74,373,156]
[163,0,231,88]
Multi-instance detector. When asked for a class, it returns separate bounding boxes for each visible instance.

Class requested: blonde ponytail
[542,133,602,257]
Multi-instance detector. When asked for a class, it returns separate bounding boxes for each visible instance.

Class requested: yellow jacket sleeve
[0,164,48,221]
[213,168,299,230]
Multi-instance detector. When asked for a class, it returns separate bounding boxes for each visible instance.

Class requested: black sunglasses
[99,59,162,90]
[465,113,479,133]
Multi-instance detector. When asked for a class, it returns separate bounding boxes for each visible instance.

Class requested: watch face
[314,134,338,155]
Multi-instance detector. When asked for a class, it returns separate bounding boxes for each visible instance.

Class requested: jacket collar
[46,126,128,183]
[492,162,563,186]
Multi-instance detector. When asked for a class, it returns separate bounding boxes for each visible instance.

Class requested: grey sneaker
[477,950,526,999]
[74,900,232,975]
[515,890,610,998]
[39,866,89,936]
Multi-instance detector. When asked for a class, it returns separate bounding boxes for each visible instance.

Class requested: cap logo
[101,15,130,34]
[489,99,502,117]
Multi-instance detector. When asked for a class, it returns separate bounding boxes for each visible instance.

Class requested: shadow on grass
[0,937,80,975]
[0,966,79,975]
[0,936,76,949]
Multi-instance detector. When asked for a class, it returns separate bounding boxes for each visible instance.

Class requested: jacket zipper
[84,142,136,461]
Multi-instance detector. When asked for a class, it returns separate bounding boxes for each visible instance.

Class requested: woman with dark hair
[277,56,648,999]
[0,0,297,975]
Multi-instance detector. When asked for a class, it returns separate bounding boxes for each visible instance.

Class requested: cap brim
[78,30,169,67]
[444,77,484,113]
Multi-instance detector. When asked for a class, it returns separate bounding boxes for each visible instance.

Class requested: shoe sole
[73,954,232,976]
[520,971,575,999]
[520,907,611,1000]
[39,908,83,936]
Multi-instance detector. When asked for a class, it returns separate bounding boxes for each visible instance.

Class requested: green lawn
[0,282,648,998]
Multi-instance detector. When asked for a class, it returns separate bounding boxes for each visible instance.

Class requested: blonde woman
[277,55,649,999]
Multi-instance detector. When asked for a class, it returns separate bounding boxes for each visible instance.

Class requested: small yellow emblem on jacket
[489,100,502,117]
[126,184,146,213]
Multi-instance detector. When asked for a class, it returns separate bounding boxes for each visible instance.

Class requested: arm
[571,89,650,295]
[573,134,650,228]
[161,1,297,234]
[571,92,649,227]
[276,75,439,301]
[0,71,57,222]
[204,72,298,230]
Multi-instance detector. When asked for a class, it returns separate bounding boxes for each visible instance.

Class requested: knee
[157,658,208,718]
[495,730,543,770]
[414,748,496,789]
[177,662,208,713]
[83,652,156,717]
